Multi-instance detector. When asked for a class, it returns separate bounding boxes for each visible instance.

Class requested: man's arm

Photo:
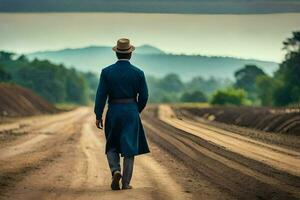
[94,70,108,126]
[137,71,149,113]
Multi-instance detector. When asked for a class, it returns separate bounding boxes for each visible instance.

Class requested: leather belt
[110,98,136,103]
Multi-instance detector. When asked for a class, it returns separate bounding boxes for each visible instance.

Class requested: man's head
[116,52,132,60]
[112,38,135,60]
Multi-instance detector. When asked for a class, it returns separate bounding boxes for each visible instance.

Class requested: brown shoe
[111,171,122,190]
[122,185,133,190]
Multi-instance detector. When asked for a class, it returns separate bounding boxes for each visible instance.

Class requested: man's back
[95,59,148,118]
[102,60,145,101]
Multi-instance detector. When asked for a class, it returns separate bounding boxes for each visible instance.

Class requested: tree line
[213,31,300,106]
[0,52,97,105]
[146,74,230,103]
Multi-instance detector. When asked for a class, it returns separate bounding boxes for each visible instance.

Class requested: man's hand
[96,119,103,129]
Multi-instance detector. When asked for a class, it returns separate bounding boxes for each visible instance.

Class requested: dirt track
[0,107,187,200]
[142,105,300,200]
[0,106,300,200]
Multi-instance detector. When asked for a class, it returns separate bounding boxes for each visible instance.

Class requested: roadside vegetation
[146,74,230,103]
[211,31,300,107]
[0,52,97,105]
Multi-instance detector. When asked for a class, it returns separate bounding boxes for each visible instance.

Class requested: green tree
[273,31,300,106]
[180,91,207,102]
[0,65,11,82]
[17,54,29,62]
[256,75,279,106]
[0,51,14,61]
[186,76,230,95]
[0,52,92,105]
[234,64,266,102]
[158,73,184,93]
[65,68,89,104]
[283,31,300,54]
[160,93,179,103]
[211,88,248,106]
[17,61,67,103]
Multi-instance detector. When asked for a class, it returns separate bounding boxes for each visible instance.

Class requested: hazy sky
[0,13,300,62]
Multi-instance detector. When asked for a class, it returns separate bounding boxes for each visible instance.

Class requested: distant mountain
[135,45,165,55]
[1,0,300,14]
[27,45,278,81]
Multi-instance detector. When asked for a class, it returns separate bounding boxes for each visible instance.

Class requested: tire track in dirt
[169,114,300,186]
[0,108,90,160]
[0,108,90,197]
[0,107,90,149]
[142,105,300,200]
[159,105,300,177]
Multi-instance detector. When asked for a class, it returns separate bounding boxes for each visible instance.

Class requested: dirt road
[0,107,187,200]
[0,106,300,200]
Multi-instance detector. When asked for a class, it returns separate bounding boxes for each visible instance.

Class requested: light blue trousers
[107,148,134,186]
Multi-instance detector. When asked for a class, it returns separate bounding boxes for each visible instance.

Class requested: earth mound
[0,83,58,117]
[178,106,300,135]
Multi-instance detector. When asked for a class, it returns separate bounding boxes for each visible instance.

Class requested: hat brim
[112,45,135,53]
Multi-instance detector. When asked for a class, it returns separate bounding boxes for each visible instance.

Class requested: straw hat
[112,38,135,53]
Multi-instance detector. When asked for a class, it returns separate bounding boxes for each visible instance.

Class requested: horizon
[20,44,278,63]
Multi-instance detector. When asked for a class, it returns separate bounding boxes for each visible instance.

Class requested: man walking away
[94,38,150,190]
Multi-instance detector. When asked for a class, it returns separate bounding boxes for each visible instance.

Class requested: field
[0,104,299,200]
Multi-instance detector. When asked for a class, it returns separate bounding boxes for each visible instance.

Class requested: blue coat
[94,60,150,157]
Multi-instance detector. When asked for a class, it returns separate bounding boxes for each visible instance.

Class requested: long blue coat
[94,60,150,157]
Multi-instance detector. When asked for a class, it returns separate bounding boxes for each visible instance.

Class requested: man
[94,38,150,190]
